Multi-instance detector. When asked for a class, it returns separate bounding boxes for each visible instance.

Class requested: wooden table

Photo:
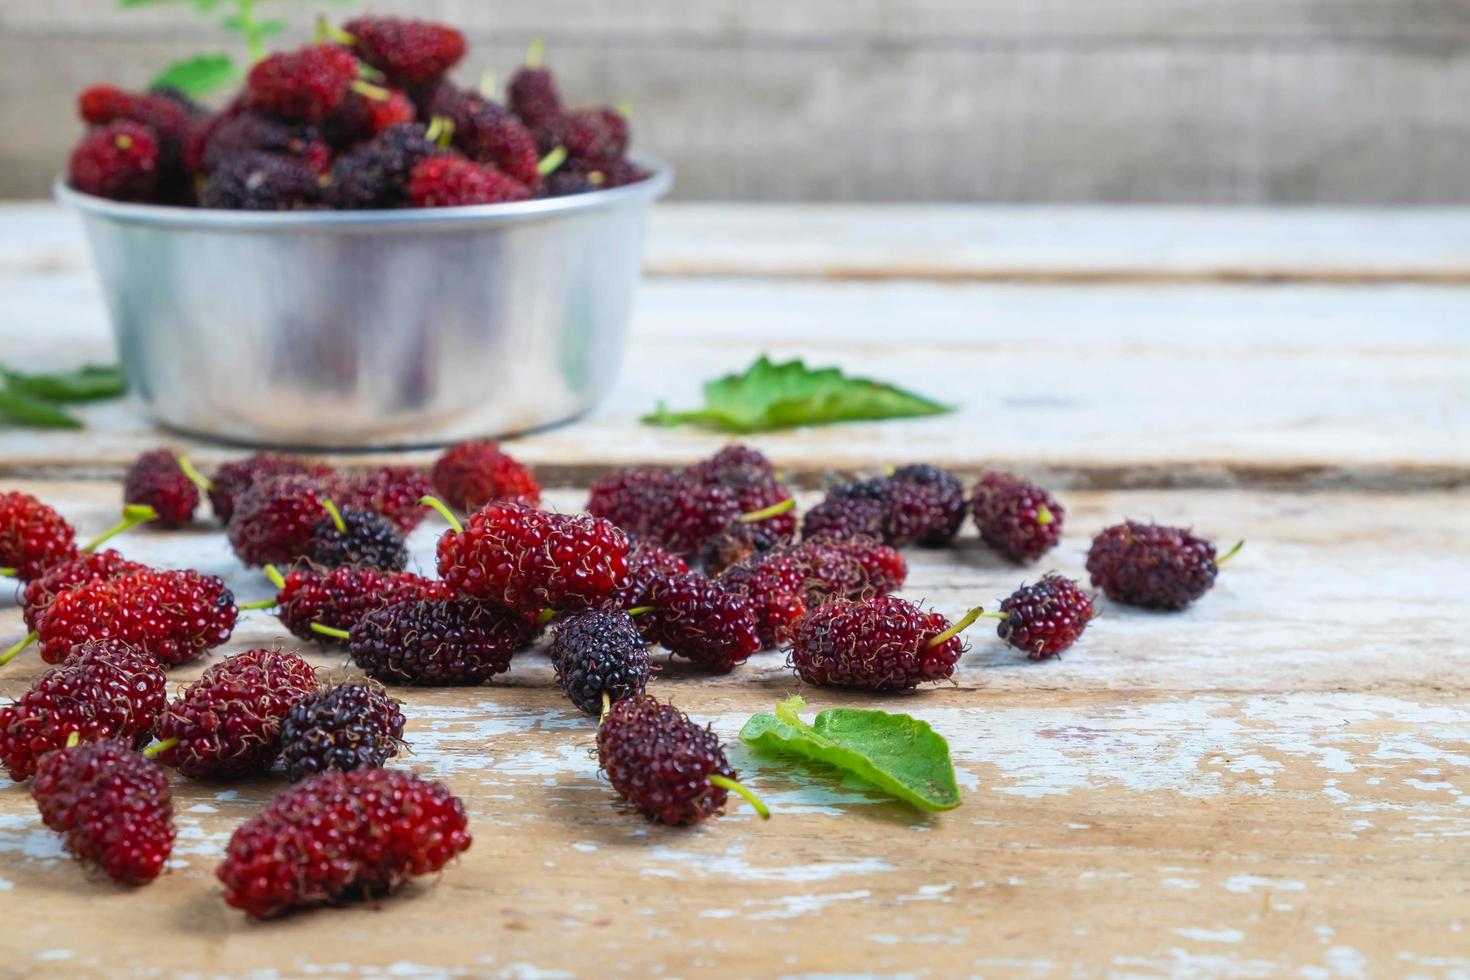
[2,203,1468,978]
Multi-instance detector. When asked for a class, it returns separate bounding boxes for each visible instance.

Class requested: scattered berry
[0,491,78,582]
[597,696,737,826]
[548,610,650,715]
[716,551,810,648]
[217,768,471,918]
[437,503,630,614]
[585,467,683,538]
[278,683,405,782]
[884,464,967,547]
[306,507,407,572]
[209,453,333,523]
[800,538,908,599]
[331,466,434,534]
[68,121,159,201]
[642,573,761,673]
[153,648,317,778]
[431,440,541,512]
[427,85,542,187]
[348,599,528,686]
[274,566,453,646]
[998,574,1096,659]
[324,122,438,209]
[409,156,530,207]
[246,43,361,123]
[343,17,466,86]
[971,472,1064,563]
[0,640,167,781]
[790,596,970,691]
[227,474,327,566]
[21,549,148,631]
[684,445,778,487]
[199,151,323,211]
[32,739,174,884]
[802,482,888,544]
[1087,521,1233,611]
[37,568,236,666]
[605,542,689,611]
[122,449,198,527]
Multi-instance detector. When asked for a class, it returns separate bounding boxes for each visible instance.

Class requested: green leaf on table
[642,355,952,433]
[0,387,83,429]
[739,696,962,812]
[1,364,126,402]
[148,54,238,96]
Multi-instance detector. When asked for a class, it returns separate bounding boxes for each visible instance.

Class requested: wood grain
[2,482,1467,977]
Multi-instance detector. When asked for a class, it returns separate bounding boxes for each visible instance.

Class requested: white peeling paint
[1223,874,1306,894]
[1174,927,1245,943]
[641,844,892,882]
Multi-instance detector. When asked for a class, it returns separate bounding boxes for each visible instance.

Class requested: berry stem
[263,564,286,590]
[1036,504,1055,526]
[65,731,81,749]
[238,599,277,611]
[0,568,13,577]
[82,504,158,552]
[479,69,497,98]
[600,691,611,723]
[525,37,545,68]
[316,15,356,46]
[537,146,567,177]
[425,115,455,149]
[536,608,557,625]
[624,606,654,617]
[311,623,352,640]
[322,499,347,534]
[175,454,214,493]
[0,632,39,667]
[925,607,985,648]
[708,774,771,820]
[1215,539,1245,567]
[419,496,463,534]
[351,79,391,102]
[616,100,633,119]
[141,737,178,759]
[738,497,796,524]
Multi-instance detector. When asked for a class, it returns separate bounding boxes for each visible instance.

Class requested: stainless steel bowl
[56,161,672,449]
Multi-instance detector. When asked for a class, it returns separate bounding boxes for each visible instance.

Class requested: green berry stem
[624,606,654,617]
[322,499,347,534]
[316,15,356,46]
[737,497,796,524]
[525,37,545,68]
[479,69,496,98]
[65,731,81,749]
[82,504,158,552]
[141,737,178,759]
[0,632,39,667]
[537,146,567,177]
[419,496,463,534]
[175,454,214,493]
[238,599,277,611]
[311,623,352,640]
[1035,504,1055,526]
[536,608,557,625]
[0,568,14,577]
[615,100,633,119]
[708,774,771,821]
[263,564,286,590]
[425,115,455,149]
[351,79,391,102]
[925,606,985,649]
[1215,540,1245,567]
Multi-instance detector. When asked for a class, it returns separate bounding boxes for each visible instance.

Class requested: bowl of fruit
[56,21,671,449]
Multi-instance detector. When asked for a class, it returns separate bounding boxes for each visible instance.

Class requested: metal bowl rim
[53,156,672,229]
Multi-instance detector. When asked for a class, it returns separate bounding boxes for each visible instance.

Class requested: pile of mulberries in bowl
[66,19,648,210]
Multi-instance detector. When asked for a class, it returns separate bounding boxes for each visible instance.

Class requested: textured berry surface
[279,683,405,782]
[275,566,453,646]
[431,440,541,512]
[716,552,812,649]
[0,491,78,582]
[998,574,1096,659]
[802,483,888,544]
[585,468,683,539]
[558,107,629,164]
[331,466,433,534]
[77,85,195,188]
[322,88,418,148]
[971,472,1065,563]
[0,640,167,781]
[597,696,735,826]
[68,121,160,201]
[409,156,530,206]
[198,112,332,175]
[32,739,174,884]
[325,122,437,209]
[605,542,690,611]
[154,648,317,778]
[22,550,148,631]
[507,64,563,132]
[799,538,908,599]
[884,464,967,547]
[307,508,407,572]
[247,44,360,123]
[227,474,327,566]
[684,445,778,487]
[209,454,333,523]
[344,17,466,85]
[549,610,650,714]
[437,503,629,614]
[427,86,542,187]
[1087,521,1220,611]
[37,568,236,666]
[123,449,198,527]
[790,595,964,691]
[349,599,526,686]
[642,573,761,673]
[199,151,323,211]
[217,768,471,918]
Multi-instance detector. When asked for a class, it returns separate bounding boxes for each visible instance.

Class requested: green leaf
[0,364,126,402]
[219,13,282,34]
[642,355,952,433]
[0,386,83,429]
[739,696,962,812]
[148,53,238,96]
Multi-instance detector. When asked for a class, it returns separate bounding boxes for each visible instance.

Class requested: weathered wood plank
[2,482,1468,976]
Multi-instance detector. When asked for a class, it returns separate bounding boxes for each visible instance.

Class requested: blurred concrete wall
[5,0,1470,202]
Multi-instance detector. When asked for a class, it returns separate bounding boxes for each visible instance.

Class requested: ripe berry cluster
[65,19,650,210]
